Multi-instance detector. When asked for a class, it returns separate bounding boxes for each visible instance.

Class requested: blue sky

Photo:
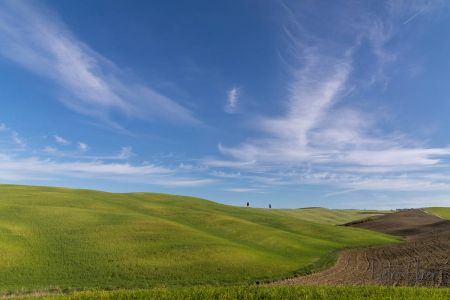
[1,0,450,209]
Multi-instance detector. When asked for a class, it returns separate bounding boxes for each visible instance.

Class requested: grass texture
[425,207,450,220]
[0,184,396,291]
[34,286,450,300]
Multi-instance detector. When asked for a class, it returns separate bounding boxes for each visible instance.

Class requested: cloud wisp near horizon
[0,125,215,188]
[0,0,450,208]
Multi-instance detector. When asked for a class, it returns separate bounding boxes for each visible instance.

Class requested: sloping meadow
[0,184,396,291]
[425,207,450,220]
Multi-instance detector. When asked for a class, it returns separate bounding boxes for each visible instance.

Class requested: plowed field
[277,209,450,287]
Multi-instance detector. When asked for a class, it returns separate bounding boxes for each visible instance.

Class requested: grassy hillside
[425,207,450,219]
[0,184,396,291]
[272,207,389,225]
[38,286,450,300]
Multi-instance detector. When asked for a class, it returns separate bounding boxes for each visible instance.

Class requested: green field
[34,286,450,300]
[0,184,397,292]
[271,207,389,225]
[425,207,450,219]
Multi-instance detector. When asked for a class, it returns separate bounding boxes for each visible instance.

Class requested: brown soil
[275,209,450,287]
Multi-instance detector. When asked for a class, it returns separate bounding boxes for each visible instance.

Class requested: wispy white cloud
[205,157,256,169]
[11,131,26,148]
[41,144,138,161]
[224,187,259,193]
[117,146,133,159]
[0,153,169,179]
[211,170,242,179]
[54,135,69,145]
[225,87,240,113]
[153,178,215,187]
[387,0,447,26]
[403,8,426,25]
[78,142,88,152]
[43,146,57,154]
[0,0,198,126]
[0,150,215,188]
[0,123,213,188]
[372,196,450,210]
[207,1,450,194]
[364,0,448,84]
[0,124,26,150]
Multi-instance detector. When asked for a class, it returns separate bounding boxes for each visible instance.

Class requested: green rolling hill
[0,184,397,291]
[425,207,450,219]
[271,207,390,225]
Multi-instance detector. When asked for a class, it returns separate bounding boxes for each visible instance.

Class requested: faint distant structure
[246,202,250,207]
[269,204,271,209]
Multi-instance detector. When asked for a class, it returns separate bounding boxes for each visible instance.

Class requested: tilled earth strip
[275,209,450,287]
